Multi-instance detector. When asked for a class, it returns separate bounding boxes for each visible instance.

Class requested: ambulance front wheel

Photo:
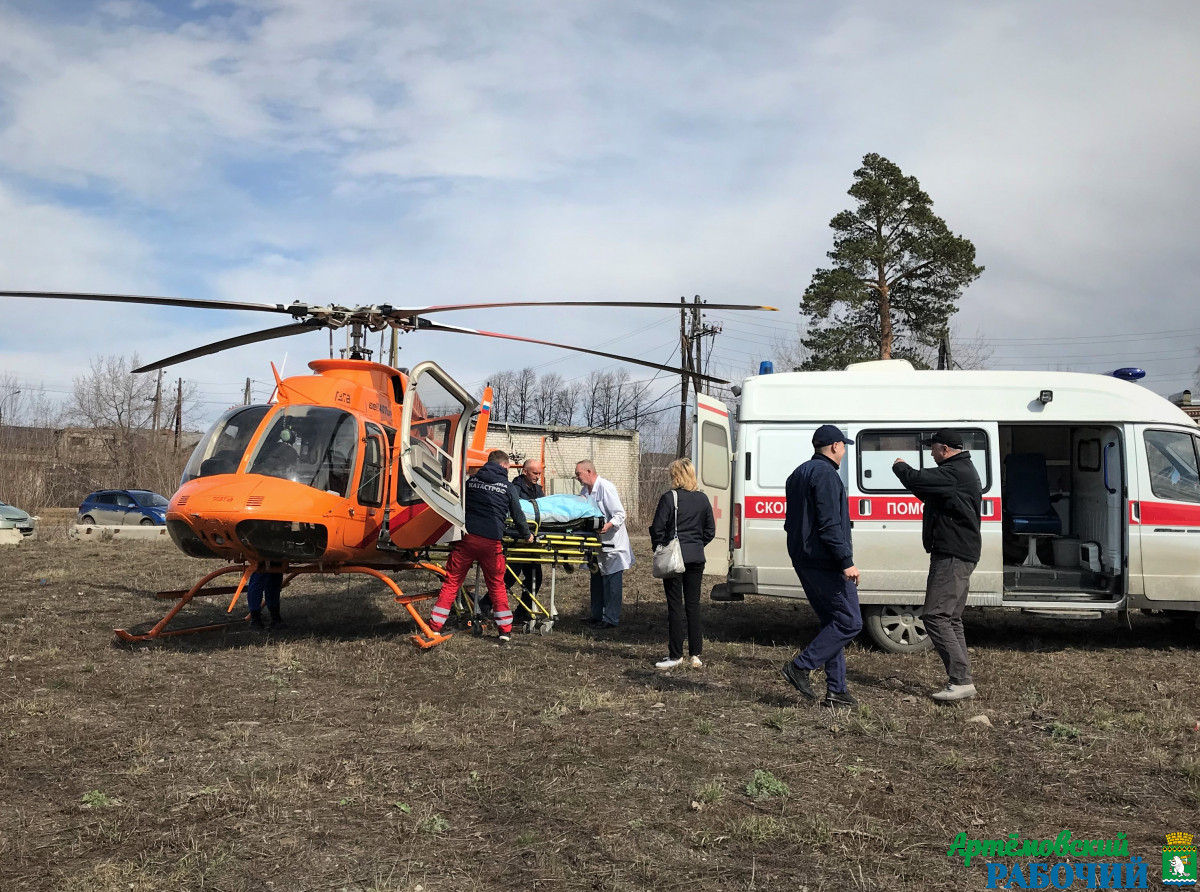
[862,605,932,654]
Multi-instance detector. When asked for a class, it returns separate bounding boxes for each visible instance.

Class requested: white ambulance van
[693,360,1200,652]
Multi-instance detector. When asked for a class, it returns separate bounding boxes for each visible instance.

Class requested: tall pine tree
[801,153,983,369]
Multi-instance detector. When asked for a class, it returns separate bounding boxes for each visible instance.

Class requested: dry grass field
[0,535,1197,891]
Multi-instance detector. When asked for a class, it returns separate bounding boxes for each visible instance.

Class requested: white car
[0,499,35,536]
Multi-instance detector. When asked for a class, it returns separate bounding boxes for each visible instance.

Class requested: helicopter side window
[358,424,386,507]
[247,406,359,497]
[182,404,272,483]
[408,418,453,488]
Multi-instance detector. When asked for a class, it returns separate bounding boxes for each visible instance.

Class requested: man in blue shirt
[779,425,862,709]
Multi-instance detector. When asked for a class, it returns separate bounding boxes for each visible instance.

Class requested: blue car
[77,489,169,526]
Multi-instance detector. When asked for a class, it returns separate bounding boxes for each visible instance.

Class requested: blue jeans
[791,564,862,693]
[246,572,283,613]
[590,570,623,625]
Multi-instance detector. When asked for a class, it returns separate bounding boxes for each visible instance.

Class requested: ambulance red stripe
[1131,500,1200,527]
[742,495,1002,521]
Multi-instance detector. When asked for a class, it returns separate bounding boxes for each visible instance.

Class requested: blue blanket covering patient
[518,494,604,524]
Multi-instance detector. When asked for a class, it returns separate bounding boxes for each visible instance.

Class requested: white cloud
[2,0,1200,423]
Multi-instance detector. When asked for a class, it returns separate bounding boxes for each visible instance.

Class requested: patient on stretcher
[514,494,604,531]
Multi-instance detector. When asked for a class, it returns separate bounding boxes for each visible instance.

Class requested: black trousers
[509,562,542,623]
[664,561,705,659]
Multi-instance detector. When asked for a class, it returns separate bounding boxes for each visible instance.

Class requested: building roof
[484,421,638,438]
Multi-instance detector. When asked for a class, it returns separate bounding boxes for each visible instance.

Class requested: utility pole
[152,369,163,431]
[677,296,691,458]
[243,378,252,404]
[388,327,398,367]
[174,378,182,451]
[689,295,722,397]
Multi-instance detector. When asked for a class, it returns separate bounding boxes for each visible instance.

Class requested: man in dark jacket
[508,459,545,628]
[428,450,533,643]
[892,429,983,702]
[779,425,862,709]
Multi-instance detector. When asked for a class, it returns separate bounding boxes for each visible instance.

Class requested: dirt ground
[0,534,1197,891]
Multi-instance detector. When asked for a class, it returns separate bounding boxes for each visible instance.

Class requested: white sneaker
[690,656,703,668]
[655,657,683,669]
[931,683,977,702]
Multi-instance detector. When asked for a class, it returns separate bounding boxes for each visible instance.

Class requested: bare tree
[771,322,810,372]
[909,324,994,370]
[0,372,60,429]
[66,355,200,495]
[512,367,537,424]
[532,372,564,425]
[488,370,516,423]
[552,381,580,426]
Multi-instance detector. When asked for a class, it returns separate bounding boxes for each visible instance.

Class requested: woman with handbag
[649,458,716,669]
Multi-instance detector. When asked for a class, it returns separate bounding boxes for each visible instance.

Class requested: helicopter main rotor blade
[416,319,730,384]
[0,289,299,315]
[392,300,777,316]
[134,320,327,373]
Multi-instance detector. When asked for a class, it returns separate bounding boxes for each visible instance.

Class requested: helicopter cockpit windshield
[183,404,272,483]
[247,406,359,497]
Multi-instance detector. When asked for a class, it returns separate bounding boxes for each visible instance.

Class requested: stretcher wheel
[539,620,554,635]
[523,620,537,634]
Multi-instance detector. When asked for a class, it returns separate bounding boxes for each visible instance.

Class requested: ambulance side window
[757,430,830,488]
[1143,430,1200,503]
[858,432,921,492]
[858,429,991,492]
[700,422,730,489]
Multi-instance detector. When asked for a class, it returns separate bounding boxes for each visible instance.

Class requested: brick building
[1169,390,1200,423]
[483,422,640,520]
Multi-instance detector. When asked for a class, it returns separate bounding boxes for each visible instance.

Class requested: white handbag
[651,491,687,579]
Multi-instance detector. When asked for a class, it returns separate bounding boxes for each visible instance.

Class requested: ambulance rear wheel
[862,605,932,654]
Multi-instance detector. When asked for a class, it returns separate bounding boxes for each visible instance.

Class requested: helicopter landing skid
[115,564,254,643]
[116,562,455,649]
[115,618,244,642]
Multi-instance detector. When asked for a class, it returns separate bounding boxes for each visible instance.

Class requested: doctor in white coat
[575,459,634,627]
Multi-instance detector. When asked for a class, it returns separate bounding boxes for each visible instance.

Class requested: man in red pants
[428,450,533,643]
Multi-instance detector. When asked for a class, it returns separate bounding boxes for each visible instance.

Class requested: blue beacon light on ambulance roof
[1111,367,1146,382]
[759,361,774,375]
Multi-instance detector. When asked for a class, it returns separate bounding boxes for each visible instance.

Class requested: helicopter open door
[399,361,478,529]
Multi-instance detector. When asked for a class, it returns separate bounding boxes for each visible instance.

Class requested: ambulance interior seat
[1003,452,1062,568]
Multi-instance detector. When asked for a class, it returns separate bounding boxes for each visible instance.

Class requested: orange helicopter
[1,290,776,646]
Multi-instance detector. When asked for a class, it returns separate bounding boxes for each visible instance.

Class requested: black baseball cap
[812,424,854,447]
[923,428,964,449]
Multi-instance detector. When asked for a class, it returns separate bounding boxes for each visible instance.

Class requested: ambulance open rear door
[694,393,732,575]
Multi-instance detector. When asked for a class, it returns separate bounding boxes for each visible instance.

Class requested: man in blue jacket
[780,425,862,708]
[428,450,533,643]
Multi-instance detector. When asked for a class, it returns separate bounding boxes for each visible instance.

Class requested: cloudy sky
[1,0,1198,426]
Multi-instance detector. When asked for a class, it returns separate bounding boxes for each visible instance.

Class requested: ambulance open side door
[1133,424,1200,603]
[694,393,732,575]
